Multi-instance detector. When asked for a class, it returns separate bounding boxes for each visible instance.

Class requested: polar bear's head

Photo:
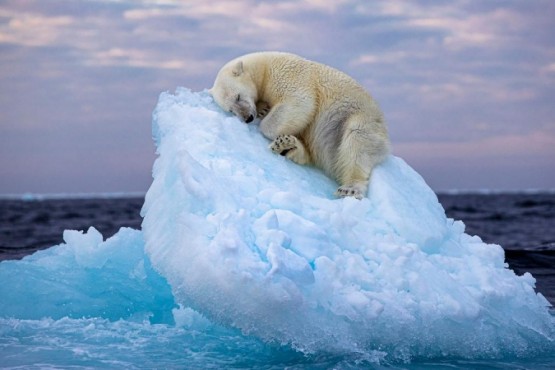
[210,60,258,123]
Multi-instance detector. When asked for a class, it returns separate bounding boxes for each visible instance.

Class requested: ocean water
[1,193,554,369]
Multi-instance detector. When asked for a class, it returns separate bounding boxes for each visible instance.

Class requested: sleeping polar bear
[210,51,390,199]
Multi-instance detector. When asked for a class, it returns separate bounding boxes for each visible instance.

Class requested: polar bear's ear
[232,61,244,77]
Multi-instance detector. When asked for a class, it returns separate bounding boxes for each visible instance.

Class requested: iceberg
[141,88,554,358]
[1,88,554,366]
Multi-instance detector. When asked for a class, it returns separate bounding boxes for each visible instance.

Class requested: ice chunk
[0,228,175,323]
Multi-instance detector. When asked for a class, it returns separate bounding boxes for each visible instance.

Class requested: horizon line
[1,188,554,201]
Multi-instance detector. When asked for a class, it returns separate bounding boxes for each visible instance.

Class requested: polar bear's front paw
[270,135,297,156]
[256,101,271,119]
[335,185,364,200]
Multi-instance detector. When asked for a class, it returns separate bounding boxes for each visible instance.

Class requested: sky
[1,0,554,194]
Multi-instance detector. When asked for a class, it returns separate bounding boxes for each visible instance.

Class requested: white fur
[211,52,390,199]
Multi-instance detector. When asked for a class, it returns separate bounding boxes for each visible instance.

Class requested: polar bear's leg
[269,135,312,165]
[259,103,313,140]
[260,104,289,139]
[335,114,388,199]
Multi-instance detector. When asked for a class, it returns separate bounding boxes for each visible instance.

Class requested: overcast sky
[1,0,554,194]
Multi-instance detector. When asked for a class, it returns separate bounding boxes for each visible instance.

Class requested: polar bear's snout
[233,101,256,124]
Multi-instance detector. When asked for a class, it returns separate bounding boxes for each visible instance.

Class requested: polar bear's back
[242,52,371,101]
[246,52,382,129]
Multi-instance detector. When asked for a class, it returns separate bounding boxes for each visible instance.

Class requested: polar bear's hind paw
[335,185,364,200]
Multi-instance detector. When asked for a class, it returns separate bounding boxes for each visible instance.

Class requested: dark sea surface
[0,196,144,261]
[1,192,554,305]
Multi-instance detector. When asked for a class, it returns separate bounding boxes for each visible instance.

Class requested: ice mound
[141,88,554,359]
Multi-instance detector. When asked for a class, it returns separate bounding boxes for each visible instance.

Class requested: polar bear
[210,51,390,199]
